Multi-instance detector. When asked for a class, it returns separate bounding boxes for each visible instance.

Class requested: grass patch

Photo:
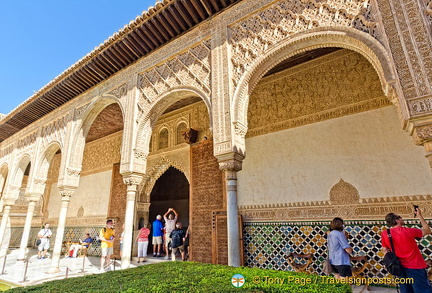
[6,262,351,292]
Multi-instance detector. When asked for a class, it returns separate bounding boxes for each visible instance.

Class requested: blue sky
[0,0,156,115]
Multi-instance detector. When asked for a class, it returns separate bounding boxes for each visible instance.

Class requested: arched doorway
[149,167,189,228]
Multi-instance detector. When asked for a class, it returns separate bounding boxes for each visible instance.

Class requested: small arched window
[158,128,169,149]
[176,122,188,145]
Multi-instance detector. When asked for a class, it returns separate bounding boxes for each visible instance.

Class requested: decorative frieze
[229,0,378,87]
[138,40,211,105]
[17,132,37,149]
[239,194,432,221]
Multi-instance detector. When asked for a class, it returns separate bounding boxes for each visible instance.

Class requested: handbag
[383,229,403,276]
[322,256,332,275]
[36,229,49,246]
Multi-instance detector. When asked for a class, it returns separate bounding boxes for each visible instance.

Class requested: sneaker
[100,268,105,273]
[164,255,169,260]
[37,257,41,260]
[153,253,156,257]
[41,257,46,259]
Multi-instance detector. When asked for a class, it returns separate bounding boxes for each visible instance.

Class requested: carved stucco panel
[138,40,211,106]
[40,113,71,150]
[229,0,378,88]
[247,49,389,136]
[376,0,432,102]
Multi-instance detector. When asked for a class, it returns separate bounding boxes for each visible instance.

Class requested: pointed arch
[141,159,190,203]
[232,27,401,133]
[7,154,32,199]
[67,97,125,174]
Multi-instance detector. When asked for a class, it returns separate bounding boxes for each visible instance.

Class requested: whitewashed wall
[47,170,112,219]
[238,106,432,206]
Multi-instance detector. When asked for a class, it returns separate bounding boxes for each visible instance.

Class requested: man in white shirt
[163,208,178,259]
[37,223,53,259]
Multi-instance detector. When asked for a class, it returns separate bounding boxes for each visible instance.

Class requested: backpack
[383,229,403,276]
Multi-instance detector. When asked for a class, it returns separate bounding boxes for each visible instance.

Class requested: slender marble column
[224,170,240,267]
[48,190,73,273]
[0,205,11,253]
[121,175,142,270]
[218,154,243,267]
[17,200,38,260]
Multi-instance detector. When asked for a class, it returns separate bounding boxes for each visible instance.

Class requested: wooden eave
[0,0,240,142]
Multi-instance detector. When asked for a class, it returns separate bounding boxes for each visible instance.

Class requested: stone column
[121,174,143,270]
[0,204,12,255]
[48,189,74,273]
[17,195,41,261]
[218,153,244,267]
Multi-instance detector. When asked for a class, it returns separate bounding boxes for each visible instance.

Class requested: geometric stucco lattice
[138,40,211,105]
[229,0,378,87]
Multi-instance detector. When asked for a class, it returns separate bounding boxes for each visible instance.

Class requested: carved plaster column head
[217,152,245,182]
[58,188,75,200]
[411,124,432,169]
[122,173,144,200]
[26,193,43,203]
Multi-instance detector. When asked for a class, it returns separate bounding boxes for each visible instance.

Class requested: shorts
[331,264,352,277]
[164,233,172,247]
[101,247,113,257]
[172,245,184,253]
[153,236,162,245]
[38,238,50,251]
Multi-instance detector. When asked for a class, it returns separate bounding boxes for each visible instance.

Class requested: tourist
[170,222,186,261]
[99,220,115,272]
[184,225,190,260]
[152,215,164,257]
[327,217,352,278]
[68,233,92,258]
[37,223,52,260]
[135,222,151,263]
[382,208,432,292]
[163,208,178,259]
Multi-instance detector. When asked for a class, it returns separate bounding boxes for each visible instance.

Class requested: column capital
[26,193,43,202]
[137,202,151,212]
[58,187,75,199]
[122,173,144,186]
[216,152,245,172]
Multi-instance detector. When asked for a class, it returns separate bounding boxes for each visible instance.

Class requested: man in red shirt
[382,208,432,293]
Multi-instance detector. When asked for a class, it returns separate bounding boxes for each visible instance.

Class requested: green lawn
[6,262,351,293]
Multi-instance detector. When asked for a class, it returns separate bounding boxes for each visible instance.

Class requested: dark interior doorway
[149,166,189,229]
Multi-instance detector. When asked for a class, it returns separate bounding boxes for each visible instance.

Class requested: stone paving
[0,248,397,292]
